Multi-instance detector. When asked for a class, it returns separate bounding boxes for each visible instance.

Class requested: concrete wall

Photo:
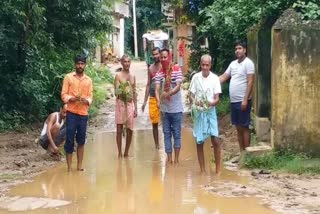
[248,20,274,142]
[271,27,320,156]
[247,29,258,115]
[248,20,274,119]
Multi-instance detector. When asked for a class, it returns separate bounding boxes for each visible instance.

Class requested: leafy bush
[86,65,114,118]
[293,0,320,20]
[89,86,107,118]
[0,0,113,131]
[187,38,210,73]
[86,65,114,84]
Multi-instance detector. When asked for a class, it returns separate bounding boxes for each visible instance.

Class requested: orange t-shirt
[61,72,93,116]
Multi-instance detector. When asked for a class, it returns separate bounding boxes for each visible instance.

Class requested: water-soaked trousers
[162,112,182,153]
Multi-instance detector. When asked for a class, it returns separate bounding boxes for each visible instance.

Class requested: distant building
[96,1,129,63]
[161,3,207,74]
[112,1,130,58]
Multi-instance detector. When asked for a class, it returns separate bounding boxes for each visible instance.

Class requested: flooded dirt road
[1,61,320,213]
[0,129,275,214]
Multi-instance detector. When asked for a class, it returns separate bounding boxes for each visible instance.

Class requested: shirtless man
[142,47,161,149]
[39,104,67,154]
[114,55,138,158]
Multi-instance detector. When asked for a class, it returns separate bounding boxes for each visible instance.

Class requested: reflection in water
[41,173,65,200]
[148,153,164,204]
[0,130,276,214]
[115,159,135,213]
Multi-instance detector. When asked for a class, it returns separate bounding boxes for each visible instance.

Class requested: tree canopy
[0,0,113,130]
[194,0,320,72]
[125,0,165,57]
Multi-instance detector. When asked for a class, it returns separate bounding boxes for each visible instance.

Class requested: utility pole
[132,0,138,58]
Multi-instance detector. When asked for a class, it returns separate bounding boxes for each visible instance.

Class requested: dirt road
[0,61,319,213]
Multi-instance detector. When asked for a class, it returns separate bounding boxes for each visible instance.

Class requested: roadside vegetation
[243,149,320,174]
[0,0,114,132]
[86,66,114,118]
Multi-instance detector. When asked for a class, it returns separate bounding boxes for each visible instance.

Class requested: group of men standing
[39,39,254,174]
[140,40,254,174]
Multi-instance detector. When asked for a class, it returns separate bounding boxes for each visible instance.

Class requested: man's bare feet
[118,154,123,159]
[166,157,173,165]
[199,170,207,175]
[155,144,160,150]
[214,171,221,176]
[77,168,85,172]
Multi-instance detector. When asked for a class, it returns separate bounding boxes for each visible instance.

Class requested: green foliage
[86,65,113,118]
[86,65,114,84]
[0,173,21,180]
[197,0,262,73]
[0,0,113,131]
[126,0,165,56]
[0,112,26,131]
[194,0,318,75]
[115,82,134,103]
[293,0,320,20]
[88,86,107,118]
[244,149,320,174]
[216,96,230,117]
[187,38,210,72]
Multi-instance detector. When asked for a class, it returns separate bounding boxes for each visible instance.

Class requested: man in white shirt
[39,104,67,154]
[219,40,255,152]
[189,54,222,174]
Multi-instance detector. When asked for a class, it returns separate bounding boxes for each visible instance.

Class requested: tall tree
[0,0,113,130]
[125,0,165,57]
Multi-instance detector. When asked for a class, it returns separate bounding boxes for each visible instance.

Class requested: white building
[112,1,130,58]
[96,1,129,63]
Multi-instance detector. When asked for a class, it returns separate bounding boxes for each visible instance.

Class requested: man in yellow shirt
[61,55,93,172]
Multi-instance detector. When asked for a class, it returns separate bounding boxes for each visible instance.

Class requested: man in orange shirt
[61,55,93,172]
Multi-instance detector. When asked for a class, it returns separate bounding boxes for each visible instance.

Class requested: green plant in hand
[115,81,133,136]
[115,81,134,103]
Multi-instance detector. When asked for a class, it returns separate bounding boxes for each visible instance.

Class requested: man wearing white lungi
[188,54,222,174]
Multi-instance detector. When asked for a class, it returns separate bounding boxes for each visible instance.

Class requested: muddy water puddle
[0,130,276,213]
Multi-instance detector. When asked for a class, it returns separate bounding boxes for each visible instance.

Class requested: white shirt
[225,57,255,103]
[189,71,221,103]
[40,112,64,136]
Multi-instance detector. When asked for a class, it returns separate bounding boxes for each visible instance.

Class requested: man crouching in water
[39,104,67,155]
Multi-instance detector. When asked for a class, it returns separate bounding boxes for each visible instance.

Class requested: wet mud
[0,130,275,214]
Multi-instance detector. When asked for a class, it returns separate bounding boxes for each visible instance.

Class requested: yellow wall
[271,28,320,156]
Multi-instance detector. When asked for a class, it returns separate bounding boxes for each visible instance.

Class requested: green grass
[0,173,21,180]
[243,149,320,174]
[250,133,259,146]
[216,96,230,116]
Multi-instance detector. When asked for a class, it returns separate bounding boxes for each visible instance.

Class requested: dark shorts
[39,127,66,150]
[64,112,88,154]
[231,100,252,128]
